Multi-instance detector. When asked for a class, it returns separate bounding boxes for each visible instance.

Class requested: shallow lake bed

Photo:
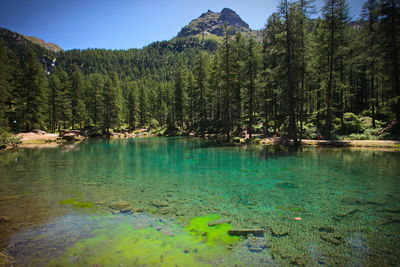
[0,137,399,266]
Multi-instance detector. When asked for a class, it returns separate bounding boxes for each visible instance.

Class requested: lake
[0,137,399,266]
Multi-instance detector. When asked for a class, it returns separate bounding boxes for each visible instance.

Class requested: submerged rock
[320,233,344,245]
[244,236,270,252]
[270,225,290,237]
[275,182,299,190]
[158,207,174,215]
[336,208,361,218]
[0,216,11,223]
[318,226,335,233]
[150,200,170,208]
[109,201,132,213]
[228,229,264,237]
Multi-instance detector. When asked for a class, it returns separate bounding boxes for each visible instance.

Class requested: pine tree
[193,52,208,130]
[70,64,87,129]
[87,73,105,129]
[0,43,12,130]
[102,72,123,134]
[231,33,245,133]
[17,48,48,132]
[48,68,72,132]
[378,0,400,122]
[245,37,259,138]
[318,0,349,139]
[127,81,137,131]
[173,66,186,128]
[220,25,234,141]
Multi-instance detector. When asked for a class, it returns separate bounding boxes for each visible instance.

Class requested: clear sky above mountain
[0,0,364,50]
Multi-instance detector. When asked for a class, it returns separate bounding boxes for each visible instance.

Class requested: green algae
[185,215,240,246]
[59,198,94,209]
[49,221,232,267]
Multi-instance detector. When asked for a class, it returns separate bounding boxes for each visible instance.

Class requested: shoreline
[2,132,399,151]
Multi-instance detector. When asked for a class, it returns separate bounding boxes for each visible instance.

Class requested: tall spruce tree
[70,65,86,129]
[17,49,48,132]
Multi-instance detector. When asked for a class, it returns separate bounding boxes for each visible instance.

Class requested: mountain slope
[0,27,62,52]
[23,35,63,52]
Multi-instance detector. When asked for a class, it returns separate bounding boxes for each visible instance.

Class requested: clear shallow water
[0,137,399,266]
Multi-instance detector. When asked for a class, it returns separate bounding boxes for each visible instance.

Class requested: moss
[185,214,240,246]
[59,198,95,209]
[49,221,233,267]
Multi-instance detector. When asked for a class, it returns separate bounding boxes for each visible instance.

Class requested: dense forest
[0,0,399,142]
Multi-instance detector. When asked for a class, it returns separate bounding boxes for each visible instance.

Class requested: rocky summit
[178,8,253,37]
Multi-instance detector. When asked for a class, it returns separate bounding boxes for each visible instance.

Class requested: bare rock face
[178,8,254,38]
[219,8,249,28]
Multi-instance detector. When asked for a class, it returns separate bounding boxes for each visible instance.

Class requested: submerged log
[228,229,264,237]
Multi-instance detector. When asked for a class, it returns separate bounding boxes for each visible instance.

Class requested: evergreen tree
[317,0,349,139]
[102,72,123,134]
[193,52,208,130]
[127,81,138,130]
[17,48,48,132]
[70,64,87,129]
[220,26,234,141]
[87,73,105,129]
[378,0,400,122]
[0,43,12,130]
[173,66,186,128]
[48,69,71,131]
[245,37,259,138]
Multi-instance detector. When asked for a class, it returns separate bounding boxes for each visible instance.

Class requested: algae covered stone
[59,198,94,209]
[185,214,240,245]
[49,220,233,267]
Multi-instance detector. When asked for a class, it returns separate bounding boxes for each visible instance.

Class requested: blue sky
[0,0,364,50]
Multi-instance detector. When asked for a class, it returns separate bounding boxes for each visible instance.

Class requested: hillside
[23,35,63,52]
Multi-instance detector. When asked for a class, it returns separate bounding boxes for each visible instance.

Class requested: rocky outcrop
[60,130,83,141]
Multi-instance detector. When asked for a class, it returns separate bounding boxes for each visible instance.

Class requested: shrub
[0,131,22,148]
[149,119,159,129]
[302,125,319,139]
[249,137,262,145]
[335,113,365,135]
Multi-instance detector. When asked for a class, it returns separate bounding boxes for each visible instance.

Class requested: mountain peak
[220,8,249,28]
[178,8,251,38]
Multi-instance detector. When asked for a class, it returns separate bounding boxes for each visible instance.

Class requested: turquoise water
[0,137,399,266]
